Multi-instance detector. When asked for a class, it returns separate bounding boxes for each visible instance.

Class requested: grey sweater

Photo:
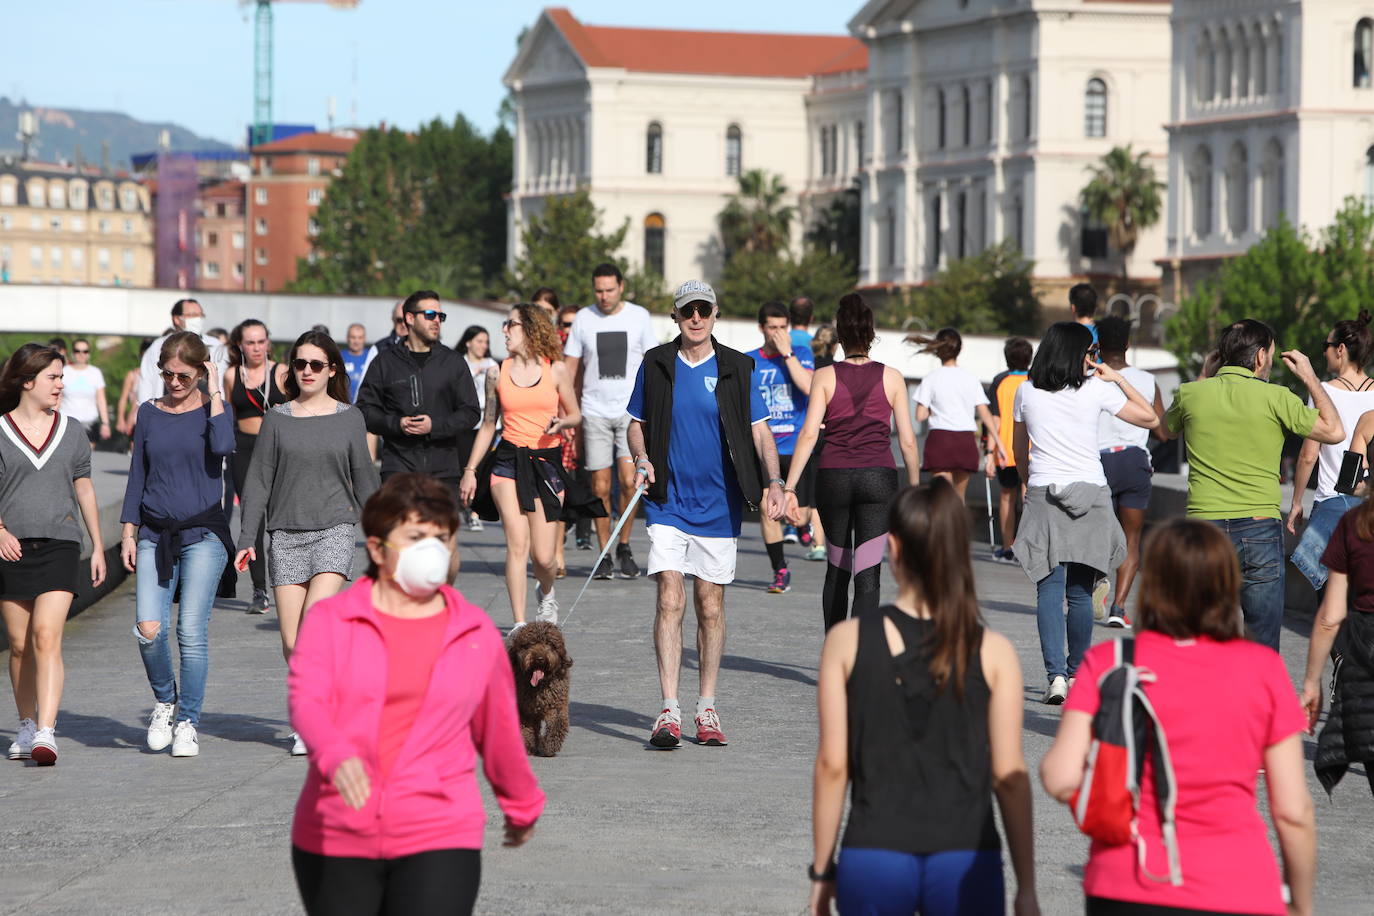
[236,403,379,548]
[0,411,92,543]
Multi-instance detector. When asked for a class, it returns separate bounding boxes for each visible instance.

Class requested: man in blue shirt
[341,323,369,402]
[751,301,816,594]
[788,296,815,354]
[628,280,785,750]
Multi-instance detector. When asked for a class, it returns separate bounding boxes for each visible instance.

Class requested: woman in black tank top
[809,480,1040,916]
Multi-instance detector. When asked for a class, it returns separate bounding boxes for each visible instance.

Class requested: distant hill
[0,97,235,170]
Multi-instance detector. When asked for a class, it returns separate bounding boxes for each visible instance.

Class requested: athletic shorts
[646,524,737,585]
[996,465,1020,490]
[1100,446,1153,511]
[583,413,632,472]
[779,452,817,508]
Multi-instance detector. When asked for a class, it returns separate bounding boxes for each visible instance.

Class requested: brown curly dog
[508,622,573,757]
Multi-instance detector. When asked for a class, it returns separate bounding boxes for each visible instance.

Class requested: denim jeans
[1210,517,1284,650]
[133,536,226,727]
[1035,562,1095,681]
[1290,494,1361,591]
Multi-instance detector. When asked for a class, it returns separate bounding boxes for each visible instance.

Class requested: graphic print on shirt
[756,365,795,431]
[595,331,629,380]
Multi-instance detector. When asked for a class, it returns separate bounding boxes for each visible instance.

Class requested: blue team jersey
[628,353,769,538]
[341,351,368,402]
[790,328,813,353]
[750,346,813,455]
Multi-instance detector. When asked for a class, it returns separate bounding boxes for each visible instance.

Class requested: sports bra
[230,362,288,421]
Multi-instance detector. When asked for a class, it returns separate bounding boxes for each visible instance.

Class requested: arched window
[1227,142,1249,237]
[937,89,947,149]
[1021,75,1033,139]
[1196,30,1215,102]
[1190,146,1214,239]
[725,124,742,177]
[1236,27,1251,98]
[956,191,968,258]
[961,86,971,146]
[646,122,663,175]
[1085,78,1107,137]
[644,213,665,278]
[984,79,994,143]
[1219,28,1233,100]
[884,206,897,268]
[1011,185,1025,251]
[26,180,45,208]
[1356,19,1373,88]
[1256,29,1268,96]
[928,194,942,267]
[1262,138,1285,227]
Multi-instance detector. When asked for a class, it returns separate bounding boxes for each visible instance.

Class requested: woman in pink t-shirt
[1041,519,1315,916]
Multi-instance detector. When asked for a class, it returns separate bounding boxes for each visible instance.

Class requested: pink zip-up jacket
[288,578,545,859]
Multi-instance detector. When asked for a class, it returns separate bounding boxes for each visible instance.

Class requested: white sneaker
[147,702,176,751]
[8,717,36,760]
[1044,676,1069,705]
[30,727,57,766]
[171,721,199,757]
[290,732,308,757]
[508,621,527,637]
[534,584,559,624]
[467,515,484,532]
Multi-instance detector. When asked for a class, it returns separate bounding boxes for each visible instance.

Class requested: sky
[6,1,854,147]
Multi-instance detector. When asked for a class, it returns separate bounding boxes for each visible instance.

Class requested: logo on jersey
[704,376,718,393]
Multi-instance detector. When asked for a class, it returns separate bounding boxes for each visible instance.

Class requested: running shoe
[508,621,528,638]
[8,717,36,760]
[798,526,814,548]
[992,547,1018,564]
[649,708,681,748]
[616,544,640,579]
[1092,577,1110,621]
[467,514,484,532]
[576,534,592,550]
[768,568,792,594]
[290,732,308,757]
[782,525,799,545]
[694,708,728,746]
[171,721,199,758]
[594,555,614,580]
[248,589,270,615]
[30,727,57,766]
[806,544,827,562]
[1044,676,1069,705]
[1106,606,1132,629]
[535,584,559,624]
[147,702,176,751]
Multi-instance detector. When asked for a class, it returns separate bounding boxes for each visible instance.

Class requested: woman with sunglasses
[455,325,497,533]
[223,319,290,615]
[235,330,379,756]
[460,305,598,631]
[120,331,236,758]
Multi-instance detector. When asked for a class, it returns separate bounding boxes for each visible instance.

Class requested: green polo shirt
[1165,366,1318,519]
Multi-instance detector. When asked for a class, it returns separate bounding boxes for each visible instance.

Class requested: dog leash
[560,481,646,627]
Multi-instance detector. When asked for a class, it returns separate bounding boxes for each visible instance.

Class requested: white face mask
[182,315,206,337]
[389,537,450,597]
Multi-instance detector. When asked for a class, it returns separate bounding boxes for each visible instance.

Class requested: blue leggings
[836,847,1004,916]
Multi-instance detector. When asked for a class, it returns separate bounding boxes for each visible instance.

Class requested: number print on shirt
[595,331,629,380]
[757,366,795,430]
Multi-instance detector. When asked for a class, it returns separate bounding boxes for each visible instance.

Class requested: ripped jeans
[133,537,226,727]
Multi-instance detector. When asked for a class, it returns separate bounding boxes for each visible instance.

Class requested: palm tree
[1079,145,1164,279]
[718,169,796,261]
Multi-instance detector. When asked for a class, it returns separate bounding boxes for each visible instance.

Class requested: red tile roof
[545,7,867,79]
[251,132,359,155]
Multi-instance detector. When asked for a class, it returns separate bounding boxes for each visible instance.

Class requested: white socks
[662,698,681,720]
[696,696,715,718]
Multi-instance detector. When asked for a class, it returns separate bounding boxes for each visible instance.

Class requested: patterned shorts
[269,523,356,586]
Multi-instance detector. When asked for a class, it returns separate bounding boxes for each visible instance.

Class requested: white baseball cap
[673,279,717,312]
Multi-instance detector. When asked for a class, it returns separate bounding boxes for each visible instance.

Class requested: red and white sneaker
[695,708,728,746]
[649,709,681,748]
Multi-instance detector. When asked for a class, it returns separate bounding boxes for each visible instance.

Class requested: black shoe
[594,555,614,579]
[576,536,593,550]
[616,544,640,579]
[248,589,270,615]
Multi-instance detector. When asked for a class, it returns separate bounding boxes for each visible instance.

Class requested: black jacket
[638,336,764,509]
[356,342,480,478]
[1315,609,1374,795]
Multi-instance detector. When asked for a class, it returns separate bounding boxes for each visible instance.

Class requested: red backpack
[1070,638,1183,886]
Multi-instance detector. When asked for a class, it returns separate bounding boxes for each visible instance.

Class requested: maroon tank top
[820,361,896,470]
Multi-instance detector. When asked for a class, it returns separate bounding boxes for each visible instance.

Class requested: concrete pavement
[2,512,1370,914]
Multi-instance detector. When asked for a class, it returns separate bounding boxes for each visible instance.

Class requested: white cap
[673,279,717,312]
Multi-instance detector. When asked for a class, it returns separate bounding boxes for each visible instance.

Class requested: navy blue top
[120,399,236,547]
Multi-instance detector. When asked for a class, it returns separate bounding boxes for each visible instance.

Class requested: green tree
[892,242,1040,336]
[1079,145,1164,279]
[718,169,795,258]
[717,249,856,319]
[805,183,861,272]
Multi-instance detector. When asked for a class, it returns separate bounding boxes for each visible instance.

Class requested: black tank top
[230,362,287,421]
[841,605,1001,854]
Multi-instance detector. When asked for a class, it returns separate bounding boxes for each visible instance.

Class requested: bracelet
[768,477,785,487]
[463,466,476,473]
[783,486,796,494]
[807,862,837,883]
[635,456,651,465]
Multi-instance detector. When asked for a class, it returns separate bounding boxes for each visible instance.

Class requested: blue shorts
[1100,446,1152,511]
[836,847,1004,915]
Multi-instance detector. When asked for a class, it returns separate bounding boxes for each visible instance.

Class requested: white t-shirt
[136,332,230,404]
[61,364,105,425]
[563,302,659,419]
[1014,378,1128,489]
[912,365,988,432]
[1310,382,1374,500]
[1096,366,1157,452]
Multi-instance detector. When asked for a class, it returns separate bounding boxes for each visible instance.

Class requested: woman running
[456,324,497,533]
[120,332,236,758]
[234,330,379,756]
[223,319,289,615]
[911,327,1007,501]
[460,305,593,631]
[809,480,1039,916]
[1,344,106,766]
[785,293,919,630]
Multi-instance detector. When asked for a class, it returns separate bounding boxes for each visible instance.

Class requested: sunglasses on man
[675,302,714,320]
[409,309,447,323]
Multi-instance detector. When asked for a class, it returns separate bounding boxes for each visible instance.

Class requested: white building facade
[503,9,865,294]
[1163,0,1374,294]
[847,0,1172,294]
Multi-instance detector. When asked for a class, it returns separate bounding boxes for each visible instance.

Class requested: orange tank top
[499,358,560,449]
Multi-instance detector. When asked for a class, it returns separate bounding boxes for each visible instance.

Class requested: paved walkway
[2,514,1369,914]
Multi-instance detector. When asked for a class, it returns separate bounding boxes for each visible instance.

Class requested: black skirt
[0,538,80,600]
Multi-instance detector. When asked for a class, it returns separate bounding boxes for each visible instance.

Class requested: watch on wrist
[768,477,785,487]
[807,862,837,882]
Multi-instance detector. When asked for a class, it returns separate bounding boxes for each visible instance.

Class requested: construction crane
[243,0,359,149]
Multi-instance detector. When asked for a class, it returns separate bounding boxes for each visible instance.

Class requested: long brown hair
[510,303,563,364]
[887,479,983,697]
[908,327,963,362]
[0,344,65,414]
[283,330,351,403]
[1135,519,1244,641]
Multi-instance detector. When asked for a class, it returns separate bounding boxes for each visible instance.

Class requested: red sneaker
[649,709,681,748]
[695,708,728,746]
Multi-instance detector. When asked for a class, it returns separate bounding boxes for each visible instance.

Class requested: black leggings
[231,429,266,592]
[815,466,899,630]
[292,846,480,916]
[1087,898,1268,916]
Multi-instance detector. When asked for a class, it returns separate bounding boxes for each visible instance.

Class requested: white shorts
[583,413,632,471]
[646,524,738,585]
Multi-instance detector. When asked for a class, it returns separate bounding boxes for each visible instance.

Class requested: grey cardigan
[1015,482,1125,583]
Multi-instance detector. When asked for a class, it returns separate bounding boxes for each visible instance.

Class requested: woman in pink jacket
[288,472,544,915]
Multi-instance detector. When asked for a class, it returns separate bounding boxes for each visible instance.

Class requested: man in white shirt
[564,263,660,580]
[136,299,230,403]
